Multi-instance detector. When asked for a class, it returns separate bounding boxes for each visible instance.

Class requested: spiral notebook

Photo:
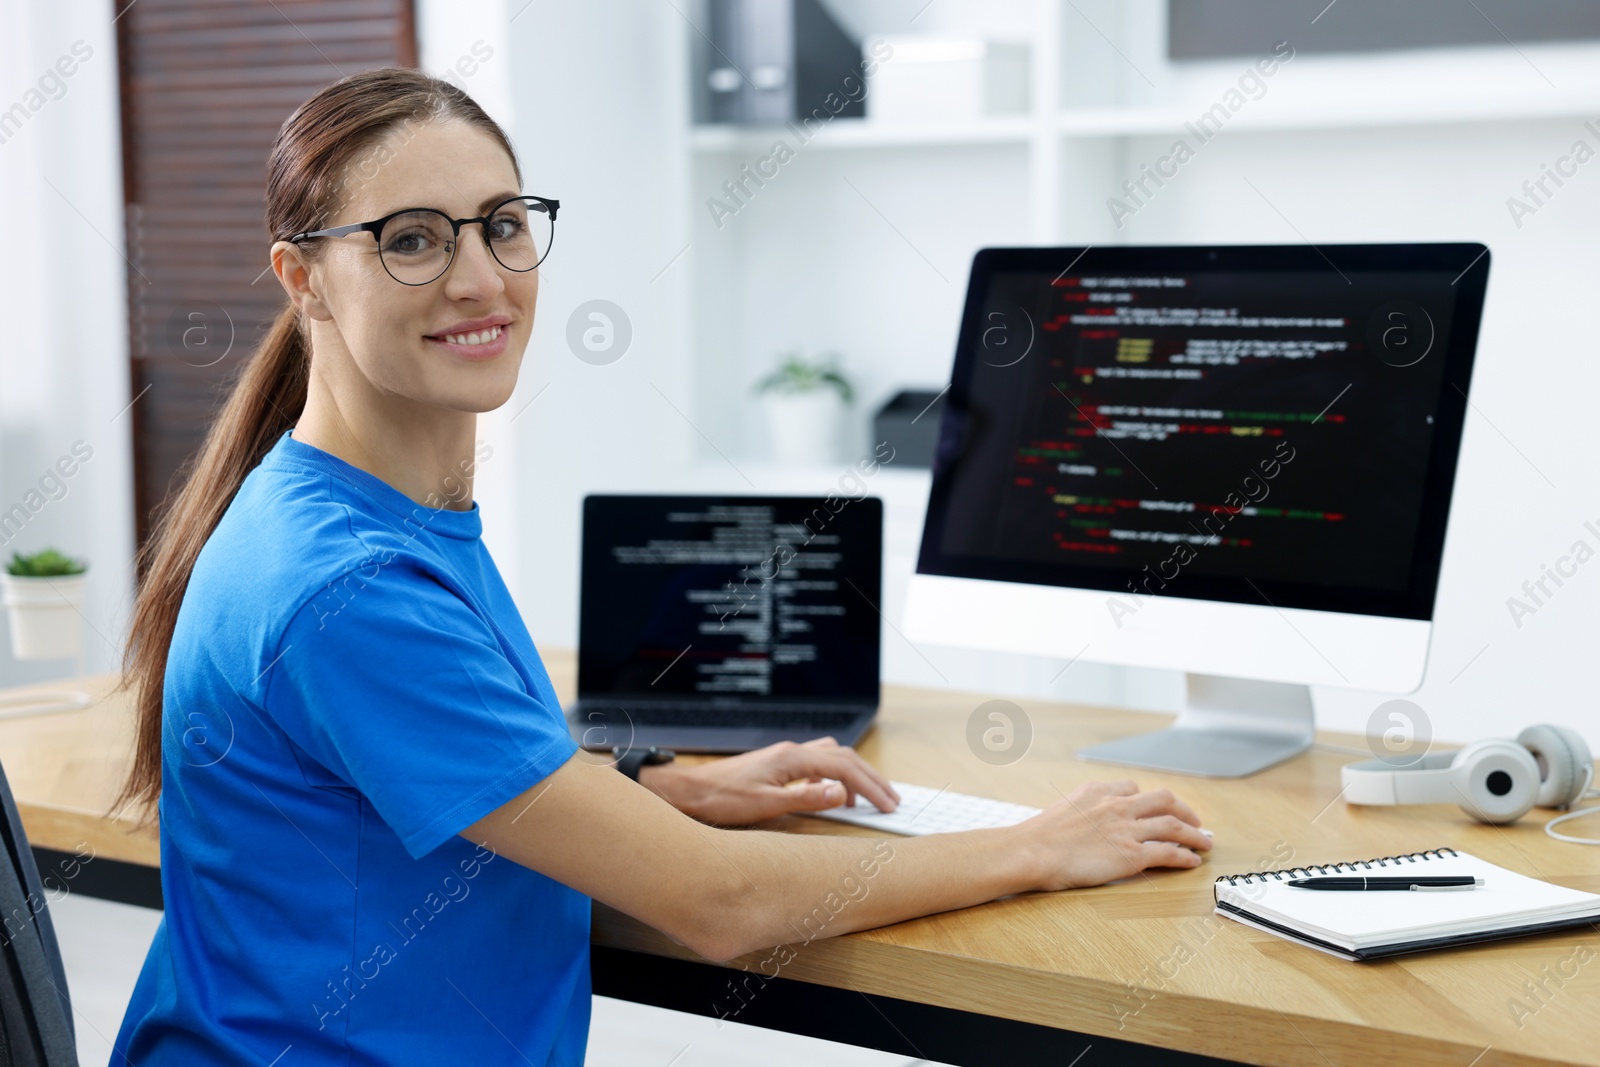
[1213,847,1600,961]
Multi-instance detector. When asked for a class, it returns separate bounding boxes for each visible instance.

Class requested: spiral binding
[1215,847,1459,886]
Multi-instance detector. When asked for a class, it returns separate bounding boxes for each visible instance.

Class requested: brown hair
[112,67,521,818]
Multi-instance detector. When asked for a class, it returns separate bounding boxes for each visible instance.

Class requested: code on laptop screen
[578,496,882,702]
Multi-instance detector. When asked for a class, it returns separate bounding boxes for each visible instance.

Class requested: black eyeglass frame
[287,194,560,285]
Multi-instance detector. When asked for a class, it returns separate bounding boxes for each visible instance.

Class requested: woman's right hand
[1019,778,1211,891]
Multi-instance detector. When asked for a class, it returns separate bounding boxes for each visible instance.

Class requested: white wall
[500,0,698,646]
[0,1,133,687]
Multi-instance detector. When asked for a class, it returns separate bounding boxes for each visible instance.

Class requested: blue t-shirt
[114,427,589,1066]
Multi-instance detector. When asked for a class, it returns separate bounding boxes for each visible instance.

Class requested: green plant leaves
[6,549,87,577]
[753,351,854,403]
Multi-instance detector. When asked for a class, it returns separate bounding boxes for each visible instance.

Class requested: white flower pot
[2,572,86,661]
[762,391,844,465]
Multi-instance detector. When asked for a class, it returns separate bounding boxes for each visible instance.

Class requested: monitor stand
[1076,674,1314,778]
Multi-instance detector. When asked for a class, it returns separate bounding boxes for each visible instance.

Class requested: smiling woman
[107,64,1210,1067]
[107,67,579,1065]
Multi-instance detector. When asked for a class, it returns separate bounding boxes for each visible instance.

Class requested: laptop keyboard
[582,702,863,730]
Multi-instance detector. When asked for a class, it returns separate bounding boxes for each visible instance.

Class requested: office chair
[0,756,77,1066]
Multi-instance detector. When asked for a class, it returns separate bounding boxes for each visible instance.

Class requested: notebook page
[1215,851,1600,950]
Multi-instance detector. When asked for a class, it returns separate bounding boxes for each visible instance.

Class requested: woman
[111,67,1209,1065]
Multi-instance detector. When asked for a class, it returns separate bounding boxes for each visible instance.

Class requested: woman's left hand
[638,737,901,826]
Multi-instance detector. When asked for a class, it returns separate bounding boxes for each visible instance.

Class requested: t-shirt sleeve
[261,554,579,858]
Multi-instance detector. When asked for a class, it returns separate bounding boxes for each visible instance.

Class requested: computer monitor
[905,243,1491,777]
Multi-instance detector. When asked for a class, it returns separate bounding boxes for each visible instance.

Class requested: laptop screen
[578,495,883,704]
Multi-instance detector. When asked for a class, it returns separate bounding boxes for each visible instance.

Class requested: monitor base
[1076,674,1314,778]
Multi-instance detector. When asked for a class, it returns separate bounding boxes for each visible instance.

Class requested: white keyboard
[803,781,1043,836]
[803,780,1218,840]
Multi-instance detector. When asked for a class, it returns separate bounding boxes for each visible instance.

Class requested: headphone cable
[1545,789,1600,846]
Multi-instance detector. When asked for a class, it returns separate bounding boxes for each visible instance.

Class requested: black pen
[1286,876,1484,891]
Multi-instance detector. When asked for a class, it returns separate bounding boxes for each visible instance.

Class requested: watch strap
[615,745,675,782]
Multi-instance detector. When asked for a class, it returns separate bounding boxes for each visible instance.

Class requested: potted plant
[755,351,854,464]
[3,549,88,661]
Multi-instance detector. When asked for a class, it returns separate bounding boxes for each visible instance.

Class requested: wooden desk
[4,657,1598,1067]
[0,674,156,866]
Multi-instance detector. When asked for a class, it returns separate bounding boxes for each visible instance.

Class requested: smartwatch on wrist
[614,745,675,782]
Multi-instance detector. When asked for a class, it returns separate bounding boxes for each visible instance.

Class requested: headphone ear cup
[1450,739,1540,824]
[1517,724,1594,808]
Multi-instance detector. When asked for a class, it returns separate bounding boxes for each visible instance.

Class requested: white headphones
[1342,725,1596,831]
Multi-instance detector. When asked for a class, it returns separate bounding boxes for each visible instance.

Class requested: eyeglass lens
[377,198,552,285]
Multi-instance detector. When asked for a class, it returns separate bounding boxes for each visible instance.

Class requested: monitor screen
[579,495,883,702]
[916,244,1490,620]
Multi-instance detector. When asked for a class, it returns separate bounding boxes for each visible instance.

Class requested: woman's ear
[270,241,334,322]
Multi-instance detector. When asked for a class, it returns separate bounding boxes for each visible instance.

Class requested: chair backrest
[0,757,77,1067]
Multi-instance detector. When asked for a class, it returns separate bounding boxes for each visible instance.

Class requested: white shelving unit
[681,1,1600,474]
[658,3,1600,711]
[688,117,1035,153]
[689,88,1600,155]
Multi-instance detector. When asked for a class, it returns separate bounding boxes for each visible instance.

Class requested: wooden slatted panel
[117,0,416,558]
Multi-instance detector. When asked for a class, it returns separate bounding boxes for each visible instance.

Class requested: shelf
[689,116,1035,153]
[690,90,1600,156]
[1057,91,1600,137]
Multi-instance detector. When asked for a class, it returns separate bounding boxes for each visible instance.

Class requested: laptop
[567,494,883,753]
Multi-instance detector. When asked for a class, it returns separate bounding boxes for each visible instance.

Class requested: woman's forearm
[701,824,1039,962]
[470,754,1206,966]
[636,760,1043,961]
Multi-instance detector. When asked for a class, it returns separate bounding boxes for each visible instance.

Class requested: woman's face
[284,117,538,417]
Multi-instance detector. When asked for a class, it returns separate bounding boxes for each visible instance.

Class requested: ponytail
[112,305,308,817]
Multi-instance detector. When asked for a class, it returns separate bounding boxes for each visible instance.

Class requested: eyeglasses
[288,194,559,285]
